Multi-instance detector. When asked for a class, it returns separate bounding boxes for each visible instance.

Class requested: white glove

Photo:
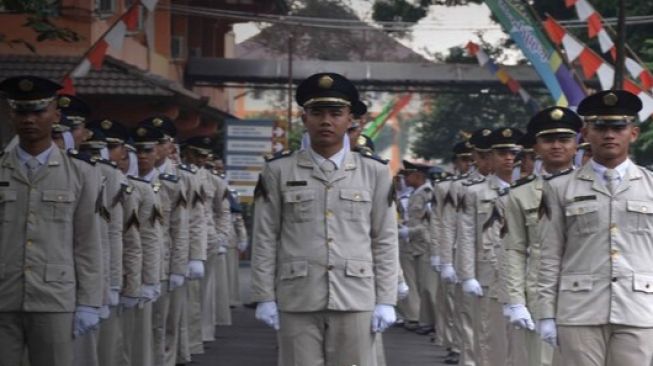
[218,246,227,255]
[430,256,442,272]
[109,288,120,306]
[440,264,458,284]
[119,296,140,309]
[371,304,396,333]
[187,260,205,279]
[462,278,483,297]
[255,301,280,330]
[397,281,410,300]
[99,305,111,320]
[141,284,160,302]
[73,306,100,337]
[509,304,535,331]
[169,273,185,291]
[537,318,558,347]
[238,240,248,252]
[398,225,409,240]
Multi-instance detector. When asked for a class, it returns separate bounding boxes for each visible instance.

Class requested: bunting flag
[466,41,540,113]
[543,16,653,121]
[566,0,653,90]
[362,94,412,140]
[484,0,587,107]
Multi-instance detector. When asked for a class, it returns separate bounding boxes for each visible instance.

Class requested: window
[97,0,116,15]
[171,36,185,60]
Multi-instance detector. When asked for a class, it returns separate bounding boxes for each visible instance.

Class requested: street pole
[613,0,626,89]
[287,32,294,135]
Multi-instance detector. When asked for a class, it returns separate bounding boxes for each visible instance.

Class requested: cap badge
[318,75,334,89]
[465,141,472,149]
[18,79,34,92]
[502,129,513,138]
[603,92,618,106]
[152,118,163,127]
[203,137,211,145]
[357,135,366,146]
[101,119,112,130]
[550,108,564,121]
[137,127,147,137]
[482,129,491,136]
[58,96,71,108]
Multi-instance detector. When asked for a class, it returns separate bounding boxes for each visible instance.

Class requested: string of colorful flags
[363,94,412,140]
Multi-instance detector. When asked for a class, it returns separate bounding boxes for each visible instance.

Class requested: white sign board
[227,125,274,138]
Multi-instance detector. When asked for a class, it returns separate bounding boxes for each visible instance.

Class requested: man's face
[491,149,517,176]
[472,150,491,175]
[10,102,59,145]
[214,159,225,174]
[136,147,157,175]
[454,155,472,174]
[302,106,352,150]
[403,171,424,188]
[519,153,536,177]
[118,151,130,174]
[108,145,126,164]
[535,134,577,167]
[582,123,638,163]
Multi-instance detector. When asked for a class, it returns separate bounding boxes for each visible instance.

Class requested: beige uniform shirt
[120,179,142,298]
[440,172,478,267]
[156,173,190,279]
[205,169,232,250]
[429,178,452,258]
[128,176,162,286]
[537,162,653,326]
[251,150,399,312]
[0,147,103,311]
[406,182,434,256]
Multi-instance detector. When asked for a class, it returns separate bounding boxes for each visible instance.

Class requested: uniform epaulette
[264,150,294,162]
[67,149,96,165]
[159,173,180,183]
[454,173,470,181]
[511,174,536,188]
[121,183,134,194]
[97,159,118,168]
[209,169,222,177]
[128,175,149,184]
[179,163,197,174]
[463,176,485,186]
[544,168,573,181]
[357,150,388,165]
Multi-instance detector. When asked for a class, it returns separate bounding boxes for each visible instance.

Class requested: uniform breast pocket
[625,201,653,234]
[565,202,598,235]
[525,211,540,243]
[0,189,17,223]
[283,189,316,223]
[339,189,372,221]
[42,190,75,223]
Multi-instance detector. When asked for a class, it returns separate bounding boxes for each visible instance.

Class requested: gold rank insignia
[603,92,618,106]
[482,129,491,136]
[550,108,564,121]
[137,127,147,136]
[502,128,513,138]
[101,119,112,130]
[58,96,71,108]
[18,78,34,92]
[318,75,334,89]
[152,118,163,127]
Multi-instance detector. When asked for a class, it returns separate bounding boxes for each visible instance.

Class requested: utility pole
[613,0,626,89]
[287,31,294,135]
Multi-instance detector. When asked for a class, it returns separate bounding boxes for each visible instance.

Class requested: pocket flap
[283,190,315,203]
[345,259,374,278]
[0,190,17,203]
[44,264,75,283]
[633,274,653,293]
[565,202,598,217]
[42,190,75,203]
[279,260,308,280]
[340,189,371,202]
[560,274,593,292]
[627,201,653,215]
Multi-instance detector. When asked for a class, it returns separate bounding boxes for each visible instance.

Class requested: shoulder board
[179,163,197,174]
[544,168,574,181]
[97,159,118,168]
[128,175,149,184]
[209,169,222,176]
[264,150,293,162]
[159,173,180,183]
[463,176,486,186]
[511,174,536,188]
[121,183,134,195]
[454,173,470,181]
[423,186,433,192]
[67,149,96,165]
[358,150,388,164]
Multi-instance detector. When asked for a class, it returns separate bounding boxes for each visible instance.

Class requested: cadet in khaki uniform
[537,90,653,366]
[395,173,420,329]
[398,160,437,335]
[252,73,399,366]
[227,189,248,307]
[459,127,524,366]
[0,76,104,366]
[501,107,579,366]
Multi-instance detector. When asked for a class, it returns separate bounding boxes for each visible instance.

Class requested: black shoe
[403,321,419,331]
[415,325,434,335]
[444,352,460,364]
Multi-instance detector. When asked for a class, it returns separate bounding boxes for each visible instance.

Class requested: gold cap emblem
[465,141,472,149]
[101,119,112,130]
[203,137,211,145]
[152,118,163,127]
[603,92,618,106]
[357,135,367,146]
[58,96,71,108]
[18,79,34,92]
[136,127,147,137]
[502,128,513,138]
[318,75,334,89]
[550,108,564,121]
[482,129,491,137]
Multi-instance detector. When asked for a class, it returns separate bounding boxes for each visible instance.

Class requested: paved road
[193,264,452,366]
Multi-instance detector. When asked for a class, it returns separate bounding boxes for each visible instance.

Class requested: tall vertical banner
[484,0,586,107]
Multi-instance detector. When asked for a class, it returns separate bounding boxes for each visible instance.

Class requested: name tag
[0,181,8,187]
[573,195,597,202]
[286,180,307,187]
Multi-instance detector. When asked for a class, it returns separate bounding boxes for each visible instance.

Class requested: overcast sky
[233,2,509,61]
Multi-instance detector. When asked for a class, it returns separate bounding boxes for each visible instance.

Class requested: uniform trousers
[226,247,242,306]
[187,277,204,354]
[98,307,122,366]
[438,279,460,352]
[0,312,74,366]
[505,326,528,366]
[153,283,171,366]
[165,284,186,366]
[416,253,438,327]
[73,325,99,366]
[375,333,386,366]
[278,311,377,366]
[131,301,154,366]
[474,293,506,366]
[398,252,420,322]
[525,327,558,366]
[120,306,137,366]
[214,252,232,326]
[558,324,653,366]
[456,285,477,366]
[201,254,218,342]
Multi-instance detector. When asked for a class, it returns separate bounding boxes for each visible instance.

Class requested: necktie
[321,159,336,179]
[26,158,40,181]
[604,168,619,194]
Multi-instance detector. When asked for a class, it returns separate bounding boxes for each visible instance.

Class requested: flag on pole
[362,94,412,140]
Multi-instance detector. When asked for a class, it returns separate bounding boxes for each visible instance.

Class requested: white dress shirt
[590,158,631,186]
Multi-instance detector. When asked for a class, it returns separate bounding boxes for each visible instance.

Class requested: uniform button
[573,282,578,287]
[646,284,651,289]
[290,269,295,274]
[612,277,618,282]
[359,268,365,274]
[25,266,31,272]
[326,210,333,218]
[643,206,648,212]
[326,185,332,191]
[354,193,361,201]
[26,240,32,246]
[327,265,334,271]
[327,238,334,245]
[610,249,619,258]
